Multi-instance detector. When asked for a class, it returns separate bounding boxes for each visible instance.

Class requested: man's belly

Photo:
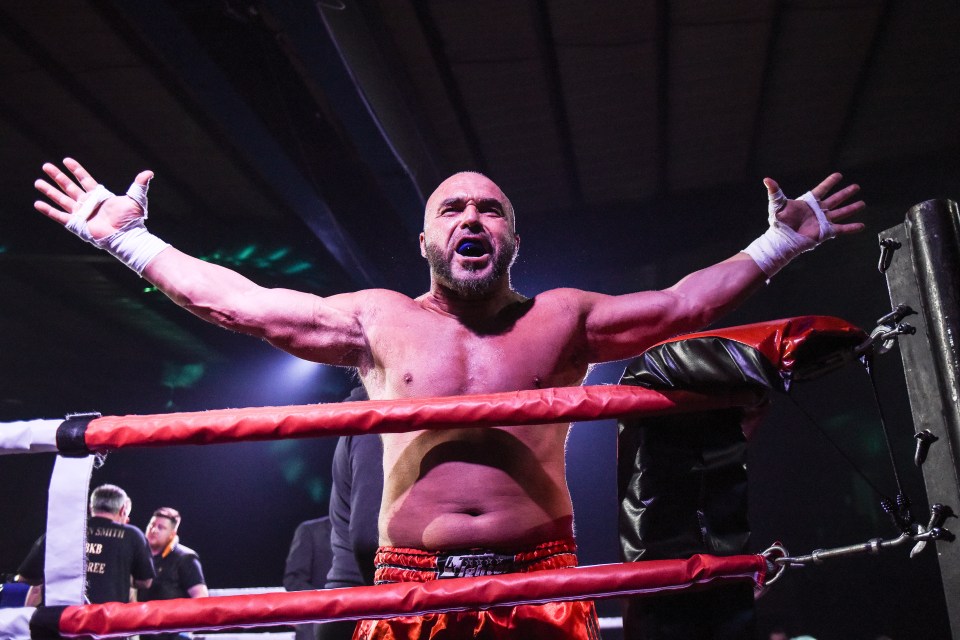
[379,440,574,550]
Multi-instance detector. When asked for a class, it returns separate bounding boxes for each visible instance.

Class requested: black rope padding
[55,413,100,455]
[29,605,67,640]
[621,336,786,392]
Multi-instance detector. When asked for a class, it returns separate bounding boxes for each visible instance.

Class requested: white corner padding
[0,420,60,454]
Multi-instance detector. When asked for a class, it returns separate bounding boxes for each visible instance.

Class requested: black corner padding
[55,412,101,456]
[29,605,67,639]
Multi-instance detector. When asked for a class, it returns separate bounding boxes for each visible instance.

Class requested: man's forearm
[665,252,767,332]
[143,246,268,336]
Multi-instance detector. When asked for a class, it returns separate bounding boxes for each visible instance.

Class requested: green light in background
[197,244,315,282]
[161,362,205,389]
[268,247,291,262]
[306,477,328,504]
[235,245,257,261]
[283,261,312,274]
[282,457,307,484]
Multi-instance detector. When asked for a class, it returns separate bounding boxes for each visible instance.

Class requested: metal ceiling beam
[530,0,583,208]
[310,0,447,213]
[98,0,383,288]
[0,5,218,217]
[410,1,488,173]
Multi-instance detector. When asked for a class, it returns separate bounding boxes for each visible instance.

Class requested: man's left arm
[582,173,865,362]
[181,554,208,597]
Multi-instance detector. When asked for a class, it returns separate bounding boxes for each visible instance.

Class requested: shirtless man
[33,159,864,639]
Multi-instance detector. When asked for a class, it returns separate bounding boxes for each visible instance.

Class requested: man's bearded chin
[425,238,517,299]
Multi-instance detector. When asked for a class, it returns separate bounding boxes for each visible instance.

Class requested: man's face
[146,516,177,551]
[420,172,519,298]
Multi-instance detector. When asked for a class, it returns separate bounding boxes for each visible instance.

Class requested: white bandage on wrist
[64,181,169,276]
[744,190,836,277]
[101,220,170,275]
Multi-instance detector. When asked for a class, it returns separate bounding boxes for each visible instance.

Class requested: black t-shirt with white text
[18,516,155,604]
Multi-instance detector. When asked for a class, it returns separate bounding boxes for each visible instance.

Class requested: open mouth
[455,238,490,258]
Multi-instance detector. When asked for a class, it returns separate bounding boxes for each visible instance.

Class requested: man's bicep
[582,289,693,362]
[258,289,370,367]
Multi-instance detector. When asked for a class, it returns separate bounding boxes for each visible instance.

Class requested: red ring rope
[83,385,761,450]
[47,554,766,638]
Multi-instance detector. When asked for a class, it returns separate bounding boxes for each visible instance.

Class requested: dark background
[2,2,959,638]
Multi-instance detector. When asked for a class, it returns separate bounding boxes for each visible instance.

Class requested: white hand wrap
[64,181,169,276]
[744,190,836,277]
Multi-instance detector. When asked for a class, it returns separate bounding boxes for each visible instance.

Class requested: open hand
[34,158,153,241]
[764,173,865,241]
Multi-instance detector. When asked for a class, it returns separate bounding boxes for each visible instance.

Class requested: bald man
[34,160,864,639]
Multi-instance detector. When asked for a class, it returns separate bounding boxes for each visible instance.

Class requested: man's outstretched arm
[580,173,866,363]
[34,158,369,367]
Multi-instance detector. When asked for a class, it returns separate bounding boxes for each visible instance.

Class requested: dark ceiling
[1,1,959,633]
[2,0,959,415]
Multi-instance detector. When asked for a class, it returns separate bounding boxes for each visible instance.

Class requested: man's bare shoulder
[532,287,598,310]
[325,288,418,309]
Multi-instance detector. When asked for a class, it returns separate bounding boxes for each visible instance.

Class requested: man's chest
[363,305,587,398]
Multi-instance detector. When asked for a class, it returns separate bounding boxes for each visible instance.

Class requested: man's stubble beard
[425,236,518,299]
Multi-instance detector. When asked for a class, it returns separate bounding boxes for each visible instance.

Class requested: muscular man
[33,159,864,638]
[18,484,154,606]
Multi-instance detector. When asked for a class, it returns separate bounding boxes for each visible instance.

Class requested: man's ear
[419,232,427,259]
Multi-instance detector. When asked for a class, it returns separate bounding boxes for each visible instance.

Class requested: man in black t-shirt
[18,484,155,605]
[138,507,208,640]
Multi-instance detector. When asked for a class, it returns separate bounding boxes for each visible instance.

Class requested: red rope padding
[655,315,865,372]
[83,386,760,450]
[54,554,766,638]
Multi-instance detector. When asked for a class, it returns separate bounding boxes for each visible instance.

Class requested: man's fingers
[34,178,77,214]
[821,183,860,209]
[811,173,843,200]
[826,200,866,222]
[34,199,71,226]
[42,163,83,201]
[63,157,100,192]
[830,221,866,236]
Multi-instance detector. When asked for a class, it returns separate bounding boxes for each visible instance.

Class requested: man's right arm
[143,248,368,366]
[131,528,156,591]
[34,158,370,368]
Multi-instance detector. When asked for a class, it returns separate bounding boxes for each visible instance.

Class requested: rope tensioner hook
[762,503,957,586]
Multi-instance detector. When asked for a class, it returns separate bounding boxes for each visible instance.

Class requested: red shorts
[352,539,601,640]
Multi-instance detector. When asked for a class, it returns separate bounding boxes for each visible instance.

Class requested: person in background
[18,484,154,606]
[138,507,208,639]
[284,516,334,640]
